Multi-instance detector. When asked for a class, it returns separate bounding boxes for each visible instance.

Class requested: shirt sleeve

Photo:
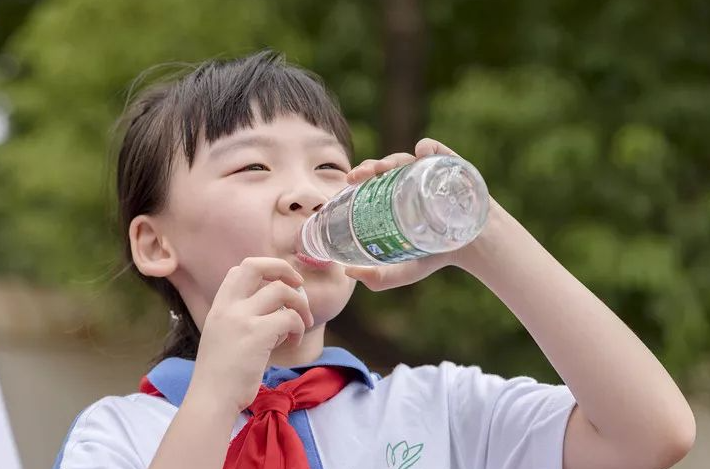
[0,382,22,469]
[446,363,576,469]
[53,397,147,469]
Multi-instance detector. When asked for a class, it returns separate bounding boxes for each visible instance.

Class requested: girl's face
[158,113,356,330]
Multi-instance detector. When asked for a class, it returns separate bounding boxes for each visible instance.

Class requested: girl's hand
[343,138,462,291]
[188,257,313,412]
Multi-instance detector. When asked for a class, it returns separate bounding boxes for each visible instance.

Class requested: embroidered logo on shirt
[386,440,424,469]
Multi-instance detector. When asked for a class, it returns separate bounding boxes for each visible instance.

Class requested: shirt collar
[145,346,375,407]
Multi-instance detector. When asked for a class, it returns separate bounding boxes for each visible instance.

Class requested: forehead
[203,113,349,162]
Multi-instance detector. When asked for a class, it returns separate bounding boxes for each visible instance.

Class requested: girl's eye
[317,163,347,172]
[236,163,269,172]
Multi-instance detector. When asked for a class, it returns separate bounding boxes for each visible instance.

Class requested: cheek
[196,208,271,259]
[169,185,273,270]
[325,179,350,199]
[191,181,265,236]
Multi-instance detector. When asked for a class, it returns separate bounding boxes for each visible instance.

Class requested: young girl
[53,51,694,469]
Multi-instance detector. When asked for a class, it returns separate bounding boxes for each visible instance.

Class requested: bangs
[174,50,352,164]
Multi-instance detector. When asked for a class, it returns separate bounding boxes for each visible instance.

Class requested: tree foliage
[1,0,709,385]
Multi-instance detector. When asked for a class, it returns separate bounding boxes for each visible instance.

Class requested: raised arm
[453,197,695,469]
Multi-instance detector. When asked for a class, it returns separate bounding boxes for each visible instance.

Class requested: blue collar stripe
[288,346,375,389]
[146,347,374,408]
[146,357,195,407]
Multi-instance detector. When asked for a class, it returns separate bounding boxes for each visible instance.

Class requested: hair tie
[169,309,180,324]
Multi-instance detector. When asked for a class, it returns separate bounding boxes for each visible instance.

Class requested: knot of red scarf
[249,387,295,417]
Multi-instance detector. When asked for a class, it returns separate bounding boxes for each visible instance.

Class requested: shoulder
[54,394,176,469]
[379,361,502,393]
[70,393,176,431]
[379,361,573,411]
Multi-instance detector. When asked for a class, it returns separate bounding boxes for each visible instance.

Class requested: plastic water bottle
[299,154,489,267]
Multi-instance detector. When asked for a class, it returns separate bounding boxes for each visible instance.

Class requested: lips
[295,251,333,270]
[292,225,333,270]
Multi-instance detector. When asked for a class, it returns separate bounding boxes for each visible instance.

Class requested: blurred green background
[0,0,709,466]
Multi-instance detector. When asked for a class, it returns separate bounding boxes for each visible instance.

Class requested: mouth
[295,251,333,270]
[292,225,333,270]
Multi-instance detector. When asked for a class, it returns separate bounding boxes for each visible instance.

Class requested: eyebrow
[209,135,345,160]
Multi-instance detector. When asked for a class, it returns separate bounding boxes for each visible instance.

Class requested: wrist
[450,196,515,277]
[185,378,249,415]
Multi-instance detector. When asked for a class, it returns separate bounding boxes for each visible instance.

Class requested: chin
[305,277,356,326]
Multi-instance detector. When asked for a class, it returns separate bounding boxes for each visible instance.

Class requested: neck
[267,323,326,368]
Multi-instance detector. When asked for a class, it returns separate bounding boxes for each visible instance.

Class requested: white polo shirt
[53,347,576,469]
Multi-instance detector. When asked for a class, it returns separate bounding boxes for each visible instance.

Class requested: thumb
[344,257,442,292]
[344,265,396,291]
[343,265,377,282]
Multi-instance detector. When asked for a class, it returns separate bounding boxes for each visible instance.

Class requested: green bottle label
[351,166,430,264]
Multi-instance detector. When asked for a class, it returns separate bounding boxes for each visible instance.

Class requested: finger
[414,137,459,159]
[261,308,306,347]
[219,257,304,301]
[248,281,314,327]
[374,152,416,172]
[347,153,416,185]
[346,158,379,184]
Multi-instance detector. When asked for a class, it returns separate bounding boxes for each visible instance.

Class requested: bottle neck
[300,214,330,261]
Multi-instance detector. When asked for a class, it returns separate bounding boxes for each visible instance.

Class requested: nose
[277,183,327,216]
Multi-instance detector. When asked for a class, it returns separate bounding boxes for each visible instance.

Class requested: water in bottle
[299,154,489,267]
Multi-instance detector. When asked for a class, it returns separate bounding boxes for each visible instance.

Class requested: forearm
[454,198,695,450]
[148,385,235,469]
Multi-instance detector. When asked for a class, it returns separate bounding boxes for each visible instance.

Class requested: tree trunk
[381,0,426,154]
[329,0,430,371]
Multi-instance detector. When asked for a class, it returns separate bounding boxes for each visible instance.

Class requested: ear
[129,214,178,278]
